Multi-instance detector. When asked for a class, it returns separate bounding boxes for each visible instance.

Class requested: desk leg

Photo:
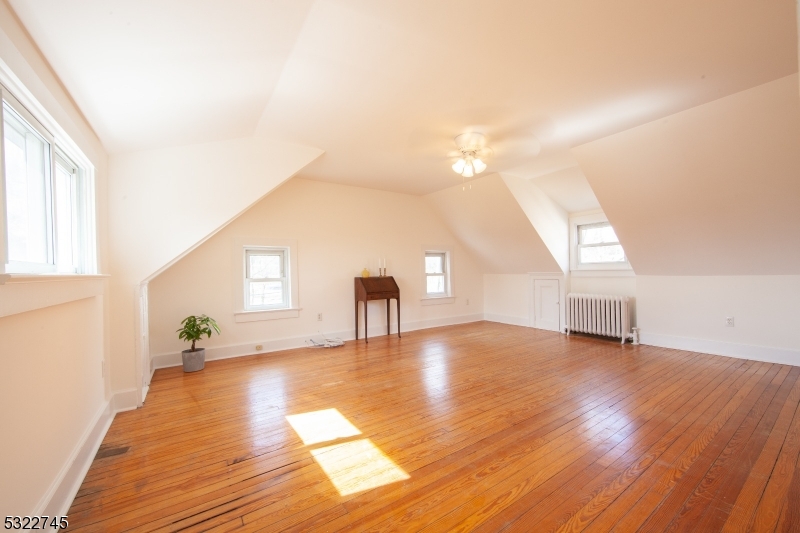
[365,301,368,343]
[387,299,390,335]
[355,300,358,340]
[397,297,401,338]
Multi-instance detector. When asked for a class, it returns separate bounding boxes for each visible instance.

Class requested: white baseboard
[112,388,140,412]
[483,313,530,327]
[36,389,136,517]
[152,313,485,370]
[640,332,800,367]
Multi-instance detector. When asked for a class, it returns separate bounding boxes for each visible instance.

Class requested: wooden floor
[68,322,800,532]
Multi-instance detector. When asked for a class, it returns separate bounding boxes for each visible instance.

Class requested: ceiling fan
[405,116,542,178]
[451,132,493,177]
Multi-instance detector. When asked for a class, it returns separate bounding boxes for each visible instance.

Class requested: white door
[534,279,560,332]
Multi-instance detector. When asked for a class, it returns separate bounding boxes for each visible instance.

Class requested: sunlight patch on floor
[285,408,361,445]
[286,408,409,495]
[310,438,410,496]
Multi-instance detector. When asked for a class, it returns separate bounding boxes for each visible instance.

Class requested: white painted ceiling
[574,75,800,275]
[9,0,799,196]
[425,174,560,274]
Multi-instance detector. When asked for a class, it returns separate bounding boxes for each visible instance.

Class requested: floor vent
[95,445,130,460]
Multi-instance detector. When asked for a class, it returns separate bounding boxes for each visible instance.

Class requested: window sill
[421,296,455,306]
[0,273,109,285]
[570,270,635,278]
[234,308,301,323]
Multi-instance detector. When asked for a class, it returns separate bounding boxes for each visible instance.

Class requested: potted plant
[177,315,220,372]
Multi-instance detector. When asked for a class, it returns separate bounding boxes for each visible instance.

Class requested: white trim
[0,276,106,318]
[234,307,301,322]
[528,272,566,332]
[569,211,633,272]
[0,85,6,275]
[570,269,636,278]
[233,238,299,316]
[640,332,800,367]
[2,85,97,276]
[527,272,564,278]
[112,388,140,412]
[0,62,94,174]
[244,247,290,311]
[152,313,485,370]
[422,244,454,298]
[484,313,530,327]
[35,389,138,517]
[420,296,455,306]
[0,273,109,284]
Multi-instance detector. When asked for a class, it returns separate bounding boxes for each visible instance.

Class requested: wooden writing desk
[355,276,400,343]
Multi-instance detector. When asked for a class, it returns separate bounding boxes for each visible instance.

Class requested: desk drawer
[366,292,397,301]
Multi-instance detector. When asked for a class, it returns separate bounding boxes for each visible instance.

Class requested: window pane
[580,244,625,264]
[55,162,75,271]
[580,224,618,245]
[249,281,284,306]
[427,275,445,294]
[425,254,444,274]
[4,106,51,264]
[249,254,282,279]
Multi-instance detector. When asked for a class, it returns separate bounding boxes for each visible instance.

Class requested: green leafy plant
[177,315,220,352]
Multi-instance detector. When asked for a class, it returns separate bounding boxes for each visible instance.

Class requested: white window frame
[1,83,96,276]
[233,238,300,322]
[569,211,632,273]
[422,247,454,303]
[244,247,290,311]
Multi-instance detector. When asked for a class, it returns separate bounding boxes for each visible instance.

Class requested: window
[2,86,95,274]
[425,251,449,296]
[577,222,626,266]
[244,247,289,310]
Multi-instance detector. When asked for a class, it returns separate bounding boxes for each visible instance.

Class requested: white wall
[637,275,800,364]
[0,0,112,516]
[107,137,323,397]
[148,178,484,365]
[483,274,531,327]
[0,296,105,515]
[570,75,800,359]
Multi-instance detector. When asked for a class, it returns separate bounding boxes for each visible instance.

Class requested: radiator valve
[631,327,640,345]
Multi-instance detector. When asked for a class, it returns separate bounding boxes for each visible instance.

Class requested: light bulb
[472,158,486,173]
[452,158,466,174]
[462,162,474,178]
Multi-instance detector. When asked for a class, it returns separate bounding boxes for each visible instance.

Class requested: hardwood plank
[474,356,747,533]
[64,322,800,533]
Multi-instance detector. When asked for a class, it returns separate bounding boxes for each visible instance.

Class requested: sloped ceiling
[528,166,600,214]
[424,174,560,274]
[573,74,800,276]
[7,0,316,153]
[8,0,798,195]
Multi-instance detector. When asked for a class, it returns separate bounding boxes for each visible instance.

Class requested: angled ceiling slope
[573,74,800,276]
[424,174,560,274]
[9,0,798,195]
[8,0,316,153]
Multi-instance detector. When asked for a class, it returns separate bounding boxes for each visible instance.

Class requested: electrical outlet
[255,344,263,351]
[726,317,735,327]
[318,313,323,321]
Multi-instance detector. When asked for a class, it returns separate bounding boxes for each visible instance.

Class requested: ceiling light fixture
[451,133,490,178]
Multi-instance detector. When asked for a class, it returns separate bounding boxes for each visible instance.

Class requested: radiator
[566,293,630,344]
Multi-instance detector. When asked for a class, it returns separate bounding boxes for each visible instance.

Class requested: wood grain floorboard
[66,322,800,532]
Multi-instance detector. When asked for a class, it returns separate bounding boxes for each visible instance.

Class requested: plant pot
[182,348,205,372]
